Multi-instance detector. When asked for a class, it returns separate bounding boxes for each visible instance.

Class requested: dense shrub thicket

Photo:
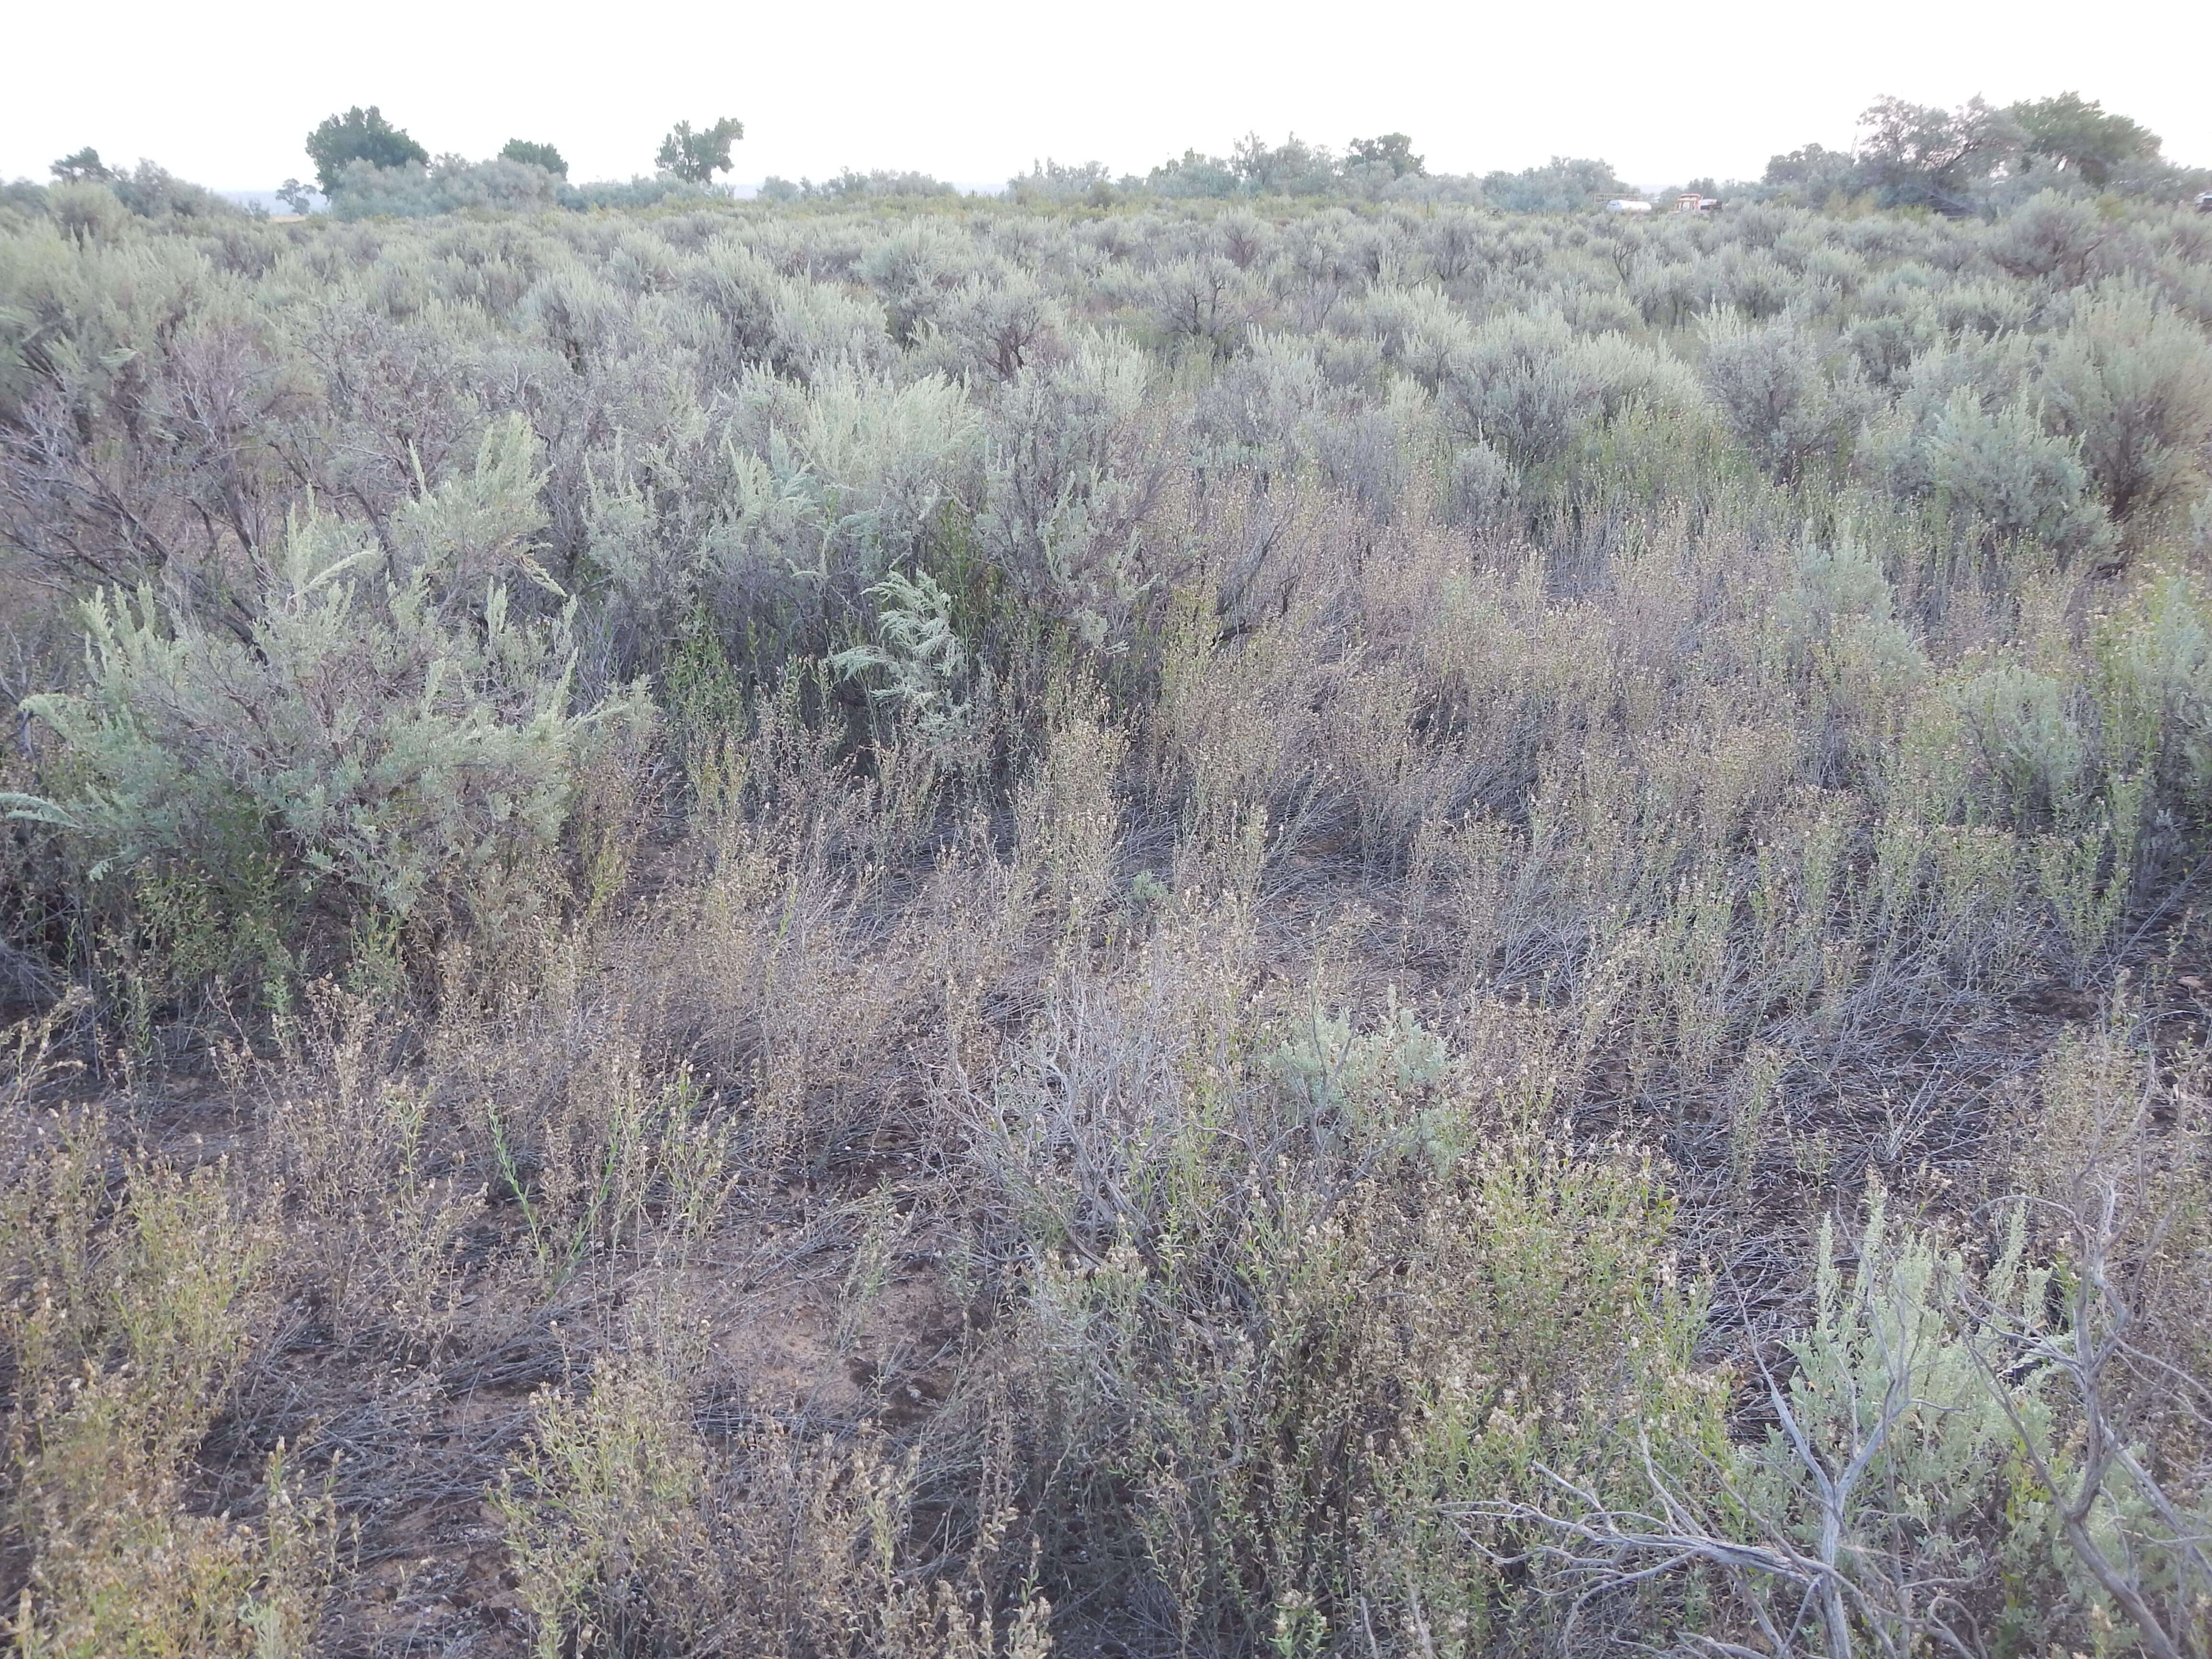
[1,176,2211,1657]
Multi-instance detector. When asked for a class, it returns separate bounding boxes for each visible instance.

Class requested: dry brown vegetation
[1,179,2211,1656]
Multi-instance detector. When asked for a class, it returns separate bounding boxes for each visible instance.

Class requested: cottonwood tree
[2009,92,2160,185]
[306,106,429,195]
[1855,95,2018,209]
[655,118,743,185]
[1347,132,1425,178]
[1764,141,1862,198]
[1230,132,1341,195]
[49,148,114,183]
[1480,156,1630,212]
[500,139,568,177]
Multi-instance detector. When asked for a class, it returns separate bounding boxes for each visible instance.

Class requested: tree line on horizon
[13,89,2209,226]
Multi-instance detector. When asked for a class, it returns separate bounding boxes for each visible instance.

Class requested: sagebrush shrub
[1,169,2210,1659]
[1700,308,1871,481]
[8,421,649,980]
[2035,282,2212,525]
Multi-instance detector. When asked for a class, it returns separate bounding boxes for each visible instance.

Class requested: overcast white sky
[4,0,2208,194]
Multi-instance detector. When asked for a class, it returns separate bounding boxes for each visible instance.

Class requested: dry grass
[3,187,2212,1656]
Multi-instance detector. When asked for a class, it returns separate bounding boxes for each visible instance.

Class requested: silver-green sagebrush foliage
[5,415,649,982]
[0,159,2211,1659]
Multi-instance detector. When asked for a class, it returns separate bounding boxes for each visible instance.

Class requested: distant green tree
[306,107,429,196]
[49,147,115,183]
[499,139,568,177]
[1231,132,1340,195]
[275,179,317,214]
[812,168,959,200]
[655,118,744,185]
[1763,142,1863,199]
[1007,158,1116,203]
[2008,93,2159,186]
[1480,156,1629,212]
[1346,133,1425,179]
[1854,96,2018,210]
[1146,148,1242,198]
